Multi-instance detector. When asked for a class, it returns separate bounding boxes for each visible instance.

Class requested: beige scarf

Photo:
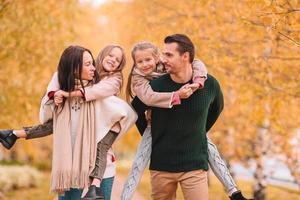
[50,80,96,193]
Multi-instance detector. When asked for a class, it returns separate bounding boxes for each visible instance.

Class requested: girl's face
[81,51,95,80]
[102,47,123,72]
[134,49,158,75]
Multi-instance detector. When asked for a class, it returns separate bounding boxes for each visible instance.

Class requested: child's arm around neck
[132,69,177,108]
[192,59,208,88]
[84,72,122,101]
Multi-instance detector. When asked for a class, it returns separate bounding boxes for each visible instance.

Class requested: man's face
[162,42,185,74]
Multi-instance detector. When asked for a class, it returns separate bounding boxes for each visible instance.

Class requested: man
[131,34,223,200]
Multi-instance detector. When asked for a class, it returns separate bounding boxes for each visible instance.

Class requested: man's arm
[131,96,149,135]
[206,78,224,132]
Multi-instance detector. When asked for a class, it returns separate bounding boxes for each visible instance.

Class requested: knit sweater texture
[132,74,223,172]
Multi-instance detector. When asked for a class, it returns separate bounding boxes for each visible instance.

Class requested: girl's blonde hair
[95,45,126,80]
[126,41,160,102]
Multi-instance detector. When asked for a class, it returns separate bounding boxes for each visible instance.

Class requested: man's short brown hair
[164,34,195,63]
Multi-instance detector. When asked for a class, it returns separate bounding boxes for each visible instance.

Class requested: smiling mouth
[107,61,114,66]
[143,66,153,71]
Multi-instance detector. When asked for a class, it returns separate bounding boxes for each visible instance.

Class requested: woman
[0,44,137,199]
[28,45,136,199]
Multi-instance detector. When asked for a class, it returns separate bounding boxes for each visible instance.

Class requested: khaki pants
[150,169,208,200]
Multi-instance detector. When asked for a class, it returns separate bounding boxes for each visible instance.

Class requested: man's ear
[182,52,190,62]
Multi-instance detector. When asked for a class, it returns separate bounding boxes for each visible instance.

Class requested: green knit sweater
[132,74,223,172]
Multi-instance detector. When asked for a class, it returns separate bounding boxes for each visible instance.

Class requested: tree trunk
[253,103,270,200]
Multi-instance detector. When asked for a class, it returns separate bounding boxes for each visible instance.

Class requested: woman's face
[102,47,123,72]
[81,51,95,80]
[134,49,158,76]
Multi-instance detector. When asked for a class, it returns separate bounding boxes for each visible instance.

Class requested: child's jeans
[101,177,114,200]
[58,188,82,200]
[58,176,115,200]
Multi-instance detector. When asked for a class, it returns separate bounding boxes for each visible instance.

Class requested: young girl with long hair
[122,41,246,200]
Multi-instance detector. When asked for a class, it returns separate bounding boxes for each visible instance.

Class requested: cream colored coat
[39,72,136,179]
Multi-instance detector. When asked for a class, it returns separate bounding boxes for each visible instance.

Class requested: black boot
[81,185,105,200]
[230,191,253,200]
[0,130,18,149]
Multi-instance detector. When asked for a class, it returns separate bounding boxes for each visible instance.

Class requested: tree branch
[278,31,300,46]
[0,0,11,14]
[268,56,300,61]
[241,18,300,46]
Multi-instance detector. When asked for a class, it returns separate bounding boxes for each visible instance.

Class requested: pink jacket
[45,72,122,101]
[132,59,207,108]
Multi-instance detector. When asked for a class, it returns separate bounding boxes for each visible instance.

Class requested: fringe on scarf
[50,171,90,193]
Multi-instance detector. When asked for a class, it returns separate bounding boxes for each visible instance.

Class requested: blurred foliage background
[0,0,299,199]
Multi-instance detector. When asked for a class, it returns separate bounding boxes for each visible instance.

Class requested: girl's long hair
[126,41,159,102]
[95,45,126,81]
[57,45,99,110]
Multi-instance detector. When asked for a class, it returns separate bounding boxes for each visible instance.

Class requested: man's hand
[178,84,194,99]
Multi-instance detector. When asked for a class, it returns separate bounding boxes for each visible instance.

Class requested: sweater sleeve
[39,73,59,123]
[84,72,122,101]
[206,78,224,132]
[47,72,60,91]
[132,73,175,108]
[46,72,60,100]
[192,59,208,88]
[131,96,149,135]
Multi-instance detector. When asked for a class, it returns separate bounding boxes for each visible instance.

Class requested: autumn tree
[0,0,79,162]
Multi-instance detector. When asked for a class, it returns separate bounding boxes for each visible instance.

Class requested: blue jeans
[58,188,82,200]
[100,177,114,200]
[58,177,114,200]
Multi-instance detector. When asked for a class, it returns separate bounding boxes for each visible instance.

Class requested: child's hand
[54,90,66,106]
[178,84,193,99]
[188,83,200,92]
[145,109,152,125]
